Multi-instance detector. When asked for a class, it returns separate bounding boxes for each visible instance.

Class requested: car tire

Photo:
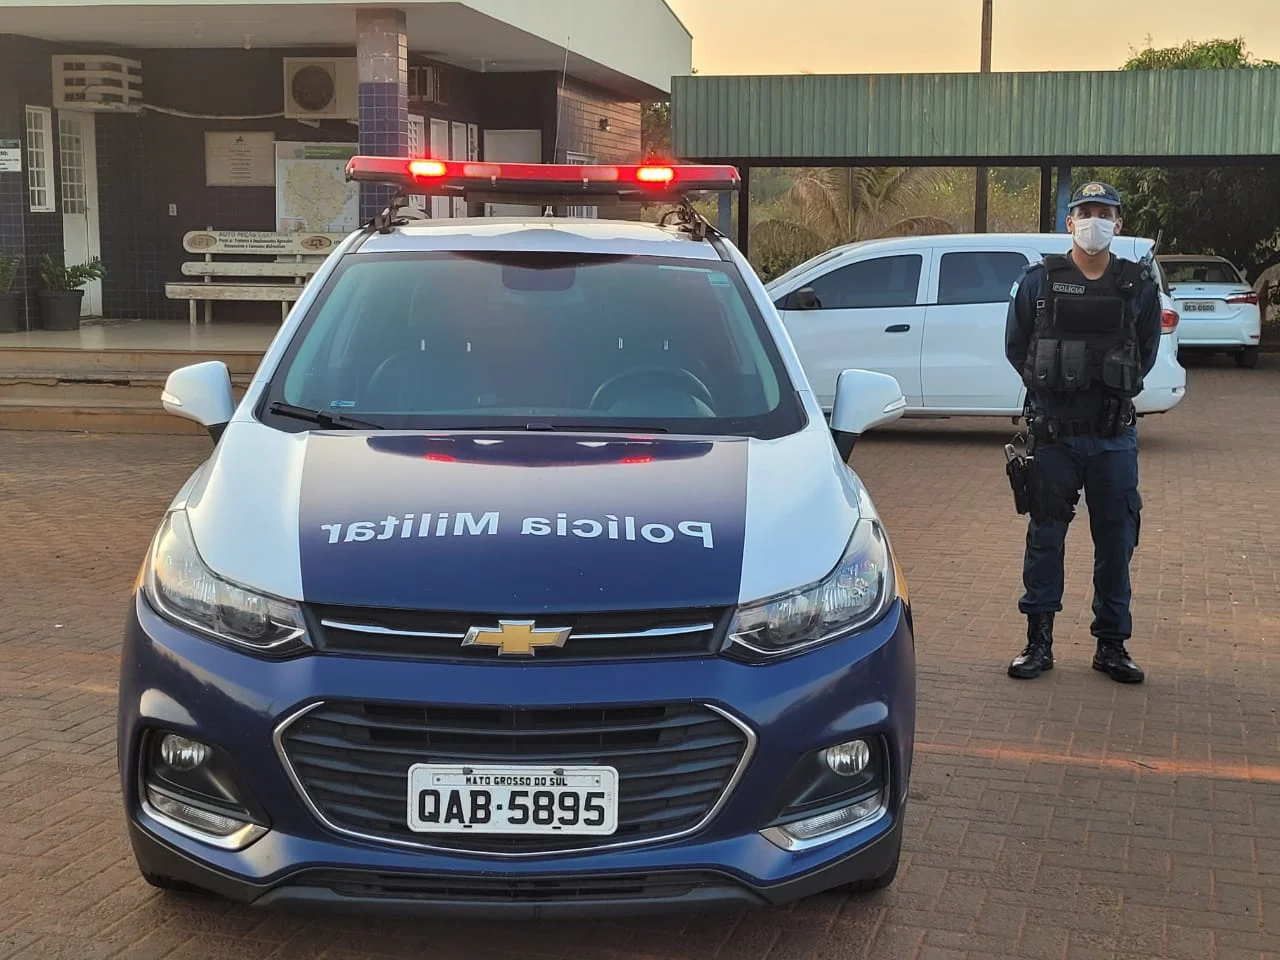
[1236,347,1260,369]
[844,834,902,895]
[139,867,205,895]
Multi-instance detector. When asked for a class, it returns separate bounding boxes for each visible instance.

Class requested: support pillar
[1055,164,1072,233]
[717,190,732,236]
[1038,164,1054,233]
[356,8,409,224]
[736,164,751,256]
[974,166,989,233]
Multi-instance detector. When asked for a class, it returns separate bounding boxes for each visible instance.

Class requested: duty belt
[1027,401,1135,443]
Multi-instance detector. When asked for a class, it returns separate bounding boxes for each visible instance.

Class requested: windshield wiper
[268,401,385,431]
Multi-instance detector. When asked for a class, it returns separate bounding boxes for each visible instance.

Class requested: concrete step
[0,397,212,435]
[0,371,252,403]
[0,346,264,378]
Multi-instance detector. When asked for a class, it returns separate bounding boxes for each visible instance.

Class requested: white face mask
[1071,216,1116,255]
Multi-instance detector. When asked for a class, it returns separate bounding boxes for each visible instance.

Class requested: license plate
[406,763,619,835]
[1182,301,1216,312]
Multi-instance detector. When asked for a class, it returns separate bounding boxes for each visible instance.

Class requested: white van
[766,233,1187,419]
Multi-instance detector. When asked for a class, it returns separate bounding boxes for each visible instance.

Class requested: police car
[118,158,917,916]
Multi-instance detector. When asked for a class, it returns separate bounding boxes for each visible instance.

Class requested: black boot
[1093,641,1144,683]
[1009,613,1055,679]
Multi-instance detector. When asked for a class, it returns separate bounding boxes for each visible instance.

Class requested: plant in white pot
[38,254,105,331]
[0,254,20,333]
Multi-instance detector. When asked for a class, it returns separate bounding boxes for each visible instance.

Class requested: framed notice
[205,132,275,187]
[0,139,21,173]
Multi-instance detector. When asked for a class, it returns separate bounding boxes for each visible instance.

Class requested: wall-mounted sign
[0,139,21,173]
[205,131,275,187]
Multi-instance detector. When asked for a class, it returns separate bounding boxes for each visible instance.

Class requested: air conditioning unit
[52,55,143,112]
[283,58,358,120]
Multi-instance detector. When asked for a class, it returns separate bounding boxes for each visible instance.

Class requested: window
[24,107,55,213]
[264,252,802,439]
[937,251,1030,305]
[805,254,922,309]
[563,152,598,219]
[1160,260,1243,285]
[58,114,88,215]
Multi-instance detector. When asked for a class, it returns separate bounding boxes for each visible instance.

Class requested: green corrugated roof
[671,70,1280,162]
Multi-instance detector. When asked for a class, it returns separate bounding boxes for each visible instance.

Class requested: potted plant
[38,254,105,331]
[0,254,19,334]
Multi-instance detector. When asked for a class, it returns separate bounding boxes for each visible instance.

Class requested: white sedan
[1158,255,1262,368]
[766,233,1187,419]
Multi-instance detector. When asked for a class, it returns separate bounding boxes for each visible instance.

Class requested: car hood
[181,421,867,613]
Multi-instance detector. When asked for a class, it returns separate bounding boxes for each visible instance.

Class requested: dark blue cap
[1069,181,1122,210]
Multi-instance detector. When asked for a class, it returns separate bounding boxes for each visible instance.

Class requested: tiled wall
[0,38,28,322]
[1,34,64,329]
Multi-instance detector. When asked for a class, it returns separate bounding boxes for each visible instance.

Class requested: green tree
[1086,38,1280,280]
[748,167,954,280]
[641,101,671,160]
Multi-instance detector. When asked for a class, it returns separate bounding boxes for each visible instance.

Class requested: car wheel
[844,835,902,895]
[1236,347,1260,369]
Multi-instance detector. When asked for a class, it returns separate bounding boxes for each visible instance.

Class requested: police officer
[1004,181,1162,684]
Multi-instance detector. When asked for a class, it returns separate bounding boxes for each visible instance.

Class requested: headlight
[142,510,310,657]
[726,519,895,660]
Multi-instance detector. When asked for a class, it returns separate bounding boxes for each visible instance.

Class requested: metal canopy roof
[671,70,1280,164]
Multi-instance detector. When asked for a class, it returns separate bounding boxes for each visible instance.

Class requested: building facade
[0,0,690,327]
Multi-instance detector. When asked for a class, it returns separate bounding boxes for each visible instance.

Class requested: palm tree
[749,166,956,280]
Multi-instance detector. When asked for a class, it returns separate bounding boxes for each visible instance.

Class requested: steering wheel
[365,350,420,407]
[588,365,716,413]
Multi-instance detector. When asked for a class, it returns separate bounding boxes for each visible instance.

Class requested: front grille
[277,700,751,854]
[289,869,733,903]
[308,605,728,662]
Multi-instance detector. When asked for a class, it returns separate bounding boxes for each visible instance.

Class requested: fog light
[822,739,871,777]
[160,734,209,772]
[144,787,266,850]
[760,793,885,851]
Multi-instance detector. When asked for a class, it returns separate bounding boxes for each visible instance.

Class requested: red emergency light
[344,156,740,202]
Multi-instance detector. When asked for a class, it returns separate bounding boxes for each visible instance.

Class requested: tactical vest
[1024,254,1145,406]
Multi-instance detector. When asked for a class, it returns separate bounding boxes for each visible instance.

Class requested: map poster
[274,141,359,234]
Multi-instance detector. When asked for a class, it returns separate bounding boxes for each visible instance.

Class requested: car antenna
[551,35,570,160]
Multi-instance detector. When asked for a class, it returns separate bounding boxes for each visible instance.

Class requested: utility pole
[973,0,993,232]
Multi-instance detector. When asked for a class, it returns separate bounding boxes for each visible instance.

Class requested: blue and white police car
[118,157,917,916]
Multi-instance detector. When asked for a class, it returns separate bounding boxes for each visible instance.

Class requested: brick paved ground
[1,357,1278,959]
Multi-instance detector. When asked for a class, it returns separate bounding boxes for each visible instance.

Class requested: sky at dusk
[663,0,1280,75]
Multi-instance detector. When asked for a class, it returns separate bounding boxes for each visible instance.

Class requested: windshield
[765,246,854,292]
[261,251,803,438]
[1161,260,1243,285]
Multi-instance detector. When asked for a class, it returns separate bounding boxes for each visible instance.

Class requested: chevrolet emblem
[462,620,571,657]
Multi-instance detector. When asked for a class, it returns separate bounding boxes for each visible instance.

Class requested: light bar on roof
[344,156,740,202]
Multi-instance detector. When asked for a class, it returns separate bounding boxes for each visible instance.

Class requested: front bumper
[126,814,905,917]
[118,592,916,917]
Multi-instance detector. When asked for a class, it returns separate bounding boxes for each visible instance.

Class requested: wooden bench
[165,229,346,325]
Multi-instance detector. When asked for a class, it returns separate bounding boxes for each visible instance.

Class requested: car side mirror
[162,361,235,443]
[830,369,906,460]
[779,286,822,311]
